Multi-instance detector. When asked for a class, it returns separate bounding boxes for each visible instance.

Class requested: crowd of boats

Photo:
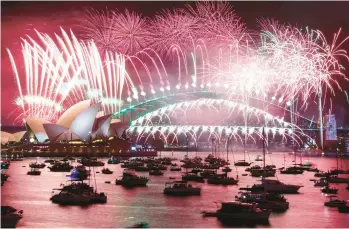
[1,149,349,227]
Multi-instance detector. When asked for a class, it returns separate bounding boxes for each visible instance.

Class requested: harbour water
[2,151,349,228]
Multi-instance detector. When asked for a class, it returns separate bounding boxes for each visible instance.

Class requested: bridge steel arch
[113,90,317,131]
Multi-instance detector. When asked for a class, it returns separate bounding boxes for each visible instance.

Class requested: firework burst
[110,9,151,55]
[78,8,117,55]
[184,1,247,45]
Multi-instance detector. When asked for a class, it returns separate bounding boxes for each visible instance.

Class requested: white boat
[164,181,201,196]
[1,206,23,228]
[255,155,263,161]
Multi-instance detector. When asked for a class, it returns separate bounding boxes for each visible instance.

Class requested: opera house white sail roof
[18,100,129,143]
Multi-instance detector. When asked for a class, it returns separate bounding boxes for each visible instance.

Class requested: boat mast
[226,136,229,162]
[71,131,73,185]
[88,133,91,187]
[336,149,339,171]
[211,138,214,156]
[262,127,266,179]
[291,100,297,165]
[186,134,189,158]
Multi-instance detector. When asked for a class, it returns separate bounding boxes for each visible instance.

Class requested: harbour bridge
[110,89,325,149]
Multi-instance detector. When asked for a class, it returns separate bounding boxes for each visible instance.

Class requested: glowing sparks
[6,4,348,135]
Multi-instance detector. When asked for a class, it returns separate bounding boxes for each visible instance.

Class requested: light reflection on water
[1,151,349,228]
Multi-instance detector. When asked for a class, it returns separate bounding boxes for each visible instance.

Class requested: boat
[245,165,261,172]
[127,222,149,228]
[27,168,41,176]
[50,191,91,205]
[292,165,311,171]
[327,175,349,184]
[207,174,238,185]
[48,162,73,172]
[66,166,90,181]
[44,159,56,163]
[1,173,9,185]
[330,169,349,175]
[101,168,113,174]
[58,182,94,194]
[261,179,303,193]
[222,166,232,172]
[236,192,289,212]
[204,154,215,162]
[220,143,232,174]
[253,155,264,163]
[78,157,105,167]
[164,181,201,196]
[308,167,320,172]
[191,168,203,173]
[280,167,304,175]
[324,195,346,207]
[170,166,181,171]
[313,178,328,187]
[321,186,338,194]
[182,173,205,183]
[200,170,217,178]
[314,171,329,177]
[1,160,10,170]
[338,201,349,213]
[202,201,271,223]
[250,168,276,177]
[234,160,251,166]
[54,182,106,204]
[65,156,76,161]
[152,165,167,170]
[250,130,276,179]
[135,166,150,172]
[1,206,23,228]
[29,162,46,169]
[87,191,107,203]
[107,156,120,164]
[149,169,164,176]
[52,181,107,205]
[115,170,149,187]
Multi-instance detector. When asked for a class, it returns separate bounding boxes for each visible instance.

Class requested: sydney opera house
[1,100,157,157]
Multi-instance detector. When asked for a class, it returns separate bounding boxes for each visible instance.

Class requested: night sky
[2,1,349,126]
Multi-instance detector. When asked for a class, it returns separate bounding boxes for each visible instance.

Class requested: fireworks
[149,9,200,55]
[258,19,349,105]
[184,1,246,45]
[78,8,117,55]
[8,29,136,121]
[111,9,152,55]
[79,9,151,56]
[7,2,349,149]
